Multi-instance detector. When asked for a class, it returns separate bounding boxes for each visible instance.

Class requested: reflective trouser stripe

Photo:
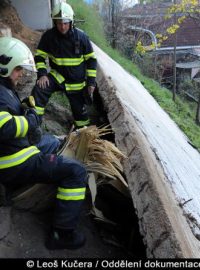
[0,146,40,169]
[14,116,28,138]
[50,69,65,84]
[56,187,86,201]
[0,112,12,128]
[75,119,90,127]
[65,82,86,91]
[84,52,96,61]
[86,69,97,77]
[50,69,86,91]
[35,106,45,116]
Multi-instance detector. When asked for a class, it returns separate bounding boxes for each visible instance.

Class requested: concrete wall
[94,43,200,258]
[10,0,52,30]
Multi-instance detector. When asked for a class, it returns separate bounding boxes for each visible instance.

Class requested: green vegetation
[68,0,200,150]
[49,92,70,108]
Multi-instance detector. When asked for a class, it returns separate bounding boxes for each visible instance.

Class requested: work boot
[45,229,86,250]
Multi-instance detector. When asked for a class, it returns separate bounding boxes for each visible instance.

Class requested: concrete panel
[10,0,52,30]
[94,43,200,258]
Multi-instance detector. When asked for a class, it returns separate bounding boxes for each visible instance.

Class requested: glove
[83,87,94,105]
[25,108,42,145]
[21,96,35,109]
[26,108,42,129]
[28,126,42,145]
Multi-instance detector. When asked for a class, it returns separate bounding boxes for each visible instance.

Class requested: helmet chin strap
[0,67,8,76]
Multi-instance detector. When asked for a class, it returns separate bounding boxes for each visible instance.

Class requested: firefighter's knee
[58,156,87,186]
[69,160,87,186]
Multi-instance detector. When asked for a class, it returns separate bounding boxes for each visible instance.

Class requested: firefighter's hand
[26,109,42,145]
[21,96,35,109]
[83,86,94,105]
[88,86,95,96]
[28,126,42,145]
[37,75,49,89]
[26,108,42,128]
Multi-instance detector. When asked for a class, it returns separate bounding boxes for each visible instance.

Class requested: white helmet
[0,37,36,77]
[52,2,74,23]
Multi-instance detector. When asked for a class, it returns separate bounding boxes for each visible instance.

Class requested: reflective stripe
[36,62,47,69]
[86,69,97,77]
[75,119,90,127]
[49,54,84,66]
[50,70,85,91]
[65,81,86,91]
[0,146,40,169]
[56,187,86,201]
[50,69,65,84]
[35,49,48,59]
[0,112,12,128]
[35,106,45,116]
[84,52,96,61]
[13,116,28,138]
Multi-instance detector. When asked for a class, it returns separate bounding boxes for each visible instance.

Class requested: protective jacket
[35,27,97,91]
[0,78,40,169]
[0,78,87,233]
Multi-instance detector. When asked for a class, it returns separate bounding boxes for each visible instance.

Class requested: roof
[122,2,200,49]
[151,17,200,48]
[176,61,200,69]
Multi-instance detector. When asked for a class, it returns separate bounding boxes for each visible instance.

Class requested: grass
[49,92,70,108]
[66,0,200,150]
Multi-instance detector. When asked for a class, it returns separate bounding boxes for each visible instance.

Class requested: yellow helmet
[52,2,74,23]
[0,37,36,77]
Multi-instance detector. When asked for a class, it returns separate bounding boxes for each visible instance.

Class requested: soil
[0,196,132,258]
[0,1,40,51]
[0,1,146,259]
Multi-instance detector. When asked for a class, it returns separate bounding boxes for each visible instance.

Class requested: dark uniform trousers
[0,147,87,230]
[32,76,89,128]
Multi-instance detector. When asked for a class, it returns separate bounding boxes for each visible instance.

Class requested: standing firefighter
[31,2,97,128]
[0,37,87,250]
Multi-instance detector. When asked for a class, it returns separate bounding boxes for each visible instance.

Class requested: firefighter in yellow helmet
[0,37,87,250]
[31,2,97,129]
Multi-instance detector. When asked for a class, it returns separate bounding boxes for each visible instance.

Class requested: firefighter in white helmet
[52,1,74,23]
[31,2,97,128]
[0,36,36,76]
[0,37,87,250]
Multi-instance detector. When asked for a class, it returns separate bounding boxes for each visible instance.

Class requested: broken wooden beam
[94,43,200,258]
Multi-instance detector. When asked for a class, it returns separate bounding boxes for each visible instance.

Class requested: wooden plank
[93,43,200,258]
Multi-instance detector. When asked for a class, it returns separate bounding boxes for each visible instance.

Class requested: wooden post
[172,0,177,101]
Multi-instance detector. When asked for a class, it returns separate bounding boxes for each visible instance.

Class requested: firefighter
[31,2,97,128]
[0,37,87,250]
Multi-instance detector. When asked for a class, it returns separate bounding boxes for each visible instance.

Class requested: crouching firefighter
[0,37,87,250]
[31,2,97,129]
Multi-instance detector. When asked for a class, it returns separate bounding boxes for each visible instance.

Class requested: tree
[100,0,123,48]
[135,0,200,54]
[135,0,200,117]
